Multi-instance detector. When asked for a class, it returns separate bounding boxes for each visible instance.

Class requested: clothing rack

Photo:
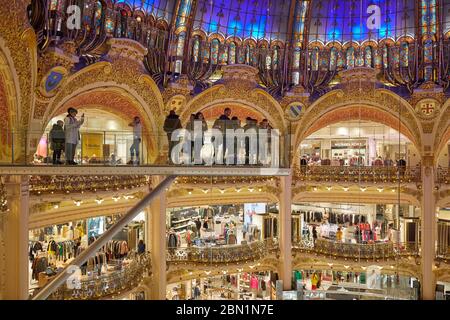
[102,240,129,260]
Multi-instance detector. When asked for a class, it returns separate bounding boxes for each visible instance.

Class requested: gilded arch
[434,99,450,160]
[293,88,423,163]
[42,61,165,158]
[181,85,287,133]
[0,39,21,162]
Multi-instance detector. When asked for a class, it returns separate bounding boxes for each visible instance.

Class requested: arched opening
[36,109,149,165]
[36,90,159,165]
[295,106,420,167]
[298,120,418,168]
[0,44,19,164]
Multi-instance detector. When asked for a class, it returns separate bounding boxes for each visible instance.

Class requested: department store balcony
[293,165,422,186]
[33,253,151,300]
[0,130,291,176]
[293,238,419,262]
[166,239,278,265]
[29,175,149,196]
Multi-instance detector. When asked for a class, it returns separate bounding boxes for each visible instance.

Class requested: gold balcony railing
[293,238,419,260]
[437,167,450,185]
[167,239,278,264]
[29,175,149,195]
[43,253,151,300]
[293,165,421,184]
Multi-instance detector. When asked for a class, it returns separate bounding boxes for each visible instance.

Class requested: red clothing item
[250,276,258,289]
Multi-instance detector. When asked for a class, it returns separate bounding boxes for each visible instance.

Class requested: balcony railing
[293,238,419,260]
[29,175,148,195]
[1,130,290,168]
[293,165,421,184]
[437,167,450,185]
[167,239,278,264]
[40,253,151,300]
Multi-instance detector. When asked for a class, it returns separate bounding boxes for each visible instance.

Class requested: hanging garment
[228,233,237,245]
[250,276,259,289]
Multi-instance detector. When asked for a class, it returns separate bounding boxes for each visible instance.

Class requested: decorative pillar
[0,176,29,299]
[421,157,436,300]
[149,176,168,300]
[279,174,293,290]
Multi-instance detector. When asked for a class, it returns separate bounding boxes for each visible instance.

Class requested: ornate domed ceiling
[29,0,449,96]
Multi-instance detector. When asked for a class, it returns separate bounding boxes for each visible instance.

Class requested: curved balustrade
[167,240,277,264]
[29,175,148,195]
[293,238,419,260]
[43,253,151,300]
[294,166,421,184]
[437,167,450,185]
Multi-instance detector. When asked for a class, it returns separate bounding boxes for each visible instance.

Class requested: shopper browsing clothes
[64,108,84,165]
[128,116,142,165]
[49,120,65,165]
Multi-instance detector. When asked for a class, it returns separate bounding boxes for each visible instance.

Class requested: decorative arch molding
[181,85,287,134]
[43,61,164,124]
[49,88,159,157]
[434,99,450,160]
[0,39,21,162]
[42,61,165,154]
[293,89,423,163]
[0,0,37,131]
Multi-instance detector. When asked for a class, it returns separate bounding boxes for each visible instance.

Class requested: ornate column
[421,156,436,300]
[148,176,168,300]
[0,176,29,299]
[279,174,293,290]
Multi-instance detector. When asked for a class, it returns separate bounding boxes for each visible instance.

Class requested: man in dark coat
[49,120,65,164]
[163,109,182,163]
